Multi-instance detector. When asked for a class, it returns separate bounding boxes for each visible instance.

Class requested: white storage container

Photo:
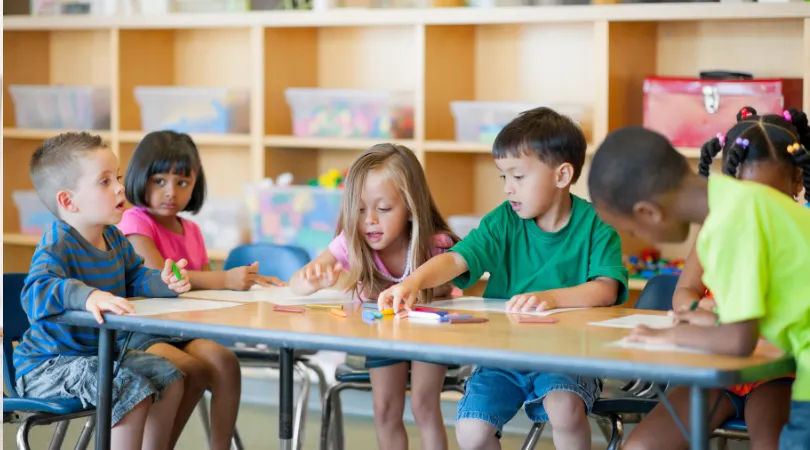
[174,0,249,12]
[13,190,58,236]
[9,85,111,129]
[285,88,415,139]
[450,101,584,143]
[448,215,483,239]
[134,86,250,134]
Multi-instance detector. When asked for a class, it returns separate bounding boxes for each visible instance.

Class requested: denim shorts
[127,332,191,352]
[457,367,602,435]
[724,378,795,419]
[16,350,183,426]
[780,400,810,450]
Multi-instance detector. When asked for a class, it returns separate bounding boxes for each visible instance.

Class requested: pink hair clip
[783,110,792,122]
[715,133,726,146]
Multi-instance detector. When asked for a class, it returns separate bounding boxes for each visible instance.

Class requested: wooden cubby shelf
[4,5,810,282]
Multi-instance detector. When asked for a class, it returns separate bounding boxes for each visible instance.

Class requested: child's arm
[290,250,343,296]
[672,241,714,311]
[629,319,760,357]
[506,277,620,312]
[378,252,469,311]
[24,247,135,323]
[120,234,189,297]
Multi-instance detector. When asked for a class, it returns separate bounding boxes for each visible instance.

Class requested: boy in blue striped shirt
[13,132,192,450]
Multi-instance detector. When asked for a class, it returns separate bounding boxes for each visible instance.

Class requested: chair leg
[293,361,312,450]
[595,414,623,450]
[74,415,95,450]
[302,360,329,399]
[16,415,36,450]
[320,383,366,450]
[48,419,70,450]
[231,429,245,450]
[197,396,213,446]
[520,422,546,450]
[715,436,729,450]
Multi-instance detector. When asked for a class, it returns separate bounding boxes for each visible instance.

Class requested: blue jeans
[457,367,602,435]
[779,401,810,450]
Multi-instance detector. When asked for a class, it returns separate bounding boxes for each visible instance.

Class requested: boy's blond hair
[29,132,107,216]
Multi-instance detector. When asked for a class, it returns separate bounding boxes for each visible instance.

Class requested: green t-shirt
[697,175,810,401]
[450,195,628,304]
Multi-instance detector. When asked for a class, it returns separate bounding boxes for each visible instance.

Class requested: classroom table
[51,302,793,450]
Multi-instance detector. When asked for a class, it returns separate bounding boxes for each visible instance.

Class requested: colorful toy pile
[308,169,348,189]
[292,102,414,139]
[625,248,684,280]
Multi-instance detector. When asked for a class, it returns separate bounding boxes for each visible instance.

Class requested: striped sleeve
[22,247,96,319]
[116,230,176,298]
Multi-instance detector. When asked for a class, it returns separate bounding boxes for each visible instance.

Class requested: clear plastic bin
[8,85,111,129]
[174,0,249,12]
[448,215,483,239]
[13,190,58,236]
[285,88,414,139]
[134,86,250,134]
[450,101,584,143]
[248,185,344,260]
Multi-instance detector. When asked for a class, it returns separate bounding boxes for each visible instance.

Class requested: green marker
[171,261,182,281]
[689,300,699,311]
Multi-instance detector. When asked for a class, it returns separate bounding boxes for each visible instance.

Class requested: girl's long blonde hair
[336,143,459,303]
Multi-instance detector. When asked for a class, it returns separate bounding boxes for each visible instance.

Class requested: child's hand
[85,290,136,324]
[627,325,675,346]
[669,309,718,327]
[378,278,421,312]
[225,262,286,290]
[698,297,716,311]
[162,259,191,294]
[506,292,557,313]
[299,262,343,292]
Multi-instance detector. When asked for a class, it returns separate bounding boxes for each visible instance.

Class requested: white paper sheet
[588,314,674,330]
[428,297,587,316]
[129,298,243,317]
[607,337,710,354]
[180,285,355,306]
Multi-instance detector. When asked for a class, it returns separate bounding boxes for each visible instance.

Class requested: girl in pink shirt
[290,143,460,450]
[119,131,281,450]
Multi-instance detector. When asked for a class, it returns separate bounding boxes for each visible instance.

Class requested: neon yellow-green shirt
[697,175,810,401]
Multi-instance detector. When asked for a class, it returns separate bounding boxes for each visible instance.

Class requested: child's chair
[207,243,328,450]
[3,272,96,450]
[519,275,749,450]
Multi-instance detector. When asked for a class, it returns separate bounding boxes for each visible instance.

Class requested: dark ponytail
[786,108,810,203]
[698,135,722,178]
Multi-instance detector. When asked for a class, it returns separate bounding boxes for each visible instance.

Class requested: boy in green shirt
[378,107,629,450]
[588,126,810,449]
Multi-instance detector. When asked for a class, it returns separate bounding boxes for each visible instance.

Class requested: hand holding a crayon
[377,278,421,312]
[162,258,191,294]
[226,261,286,290]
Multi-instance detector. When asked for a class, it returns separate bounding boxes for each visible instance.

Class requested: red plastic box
[643,77,803,148]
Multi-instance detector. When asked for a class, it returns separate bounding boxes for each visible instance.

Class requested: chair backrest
[223,244,311,281]
[4,272,29,397]
[634,275,679,312]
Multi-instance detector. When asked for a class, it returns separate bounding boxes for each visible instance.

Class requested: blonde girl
[290,143,459,450]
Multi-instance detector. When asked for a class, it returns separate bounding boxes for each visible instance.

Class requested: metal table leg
[690,385,709,450]
[280,348,294,450]
[95,328,115,450]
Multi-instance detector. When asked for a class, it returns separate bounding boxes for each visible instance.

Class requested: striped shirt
[13,221,176,379]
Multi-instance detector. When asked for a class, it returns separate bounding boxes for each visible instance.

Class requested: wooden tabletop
[54,300,793,388]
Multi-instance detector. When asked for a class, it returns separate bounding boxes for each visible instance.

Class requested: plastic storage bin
[134,86,250,134]
[448,215,483,239]
[13,190,58,236]
[248,185,344,259]
[174,0,249,12]
[8,85,111,129]
[450,101,584,143]
[285,88,414,139]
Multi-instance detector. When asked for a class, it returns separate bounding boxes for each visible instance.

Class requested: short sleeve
[449,207,507,289]
[698,205,768,324]
[117,208,156,240]
[588,221,629,304]
[328,232,351,271]
[185,220,210,267]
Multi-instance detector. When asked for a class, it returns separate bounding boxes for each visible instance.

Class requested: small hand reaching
[85,290,136,324]
[505,292,557,313]
[162,258,191,294]
[299,262,343,292]
[377,278,421,312]
[226,261,287,290]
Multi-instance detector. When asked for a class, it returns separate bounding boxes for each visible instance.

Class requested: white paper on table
[129,298,243,317]
[607,337,710,354]
[428,296,588,316]
[180,285,355,306]
[588,314,674,330]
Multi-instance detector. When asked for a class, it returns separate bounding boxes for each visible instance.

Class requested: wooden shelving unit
[4,5,810,283]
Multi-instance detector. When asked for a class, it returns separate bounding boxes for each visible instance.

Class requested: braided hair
[697,106,810,202]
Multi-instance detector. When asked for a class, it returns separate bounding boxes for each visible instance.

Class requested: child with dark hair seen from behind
[621,106,810,450]
[588,108,810,450]
[379,107,629,450]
